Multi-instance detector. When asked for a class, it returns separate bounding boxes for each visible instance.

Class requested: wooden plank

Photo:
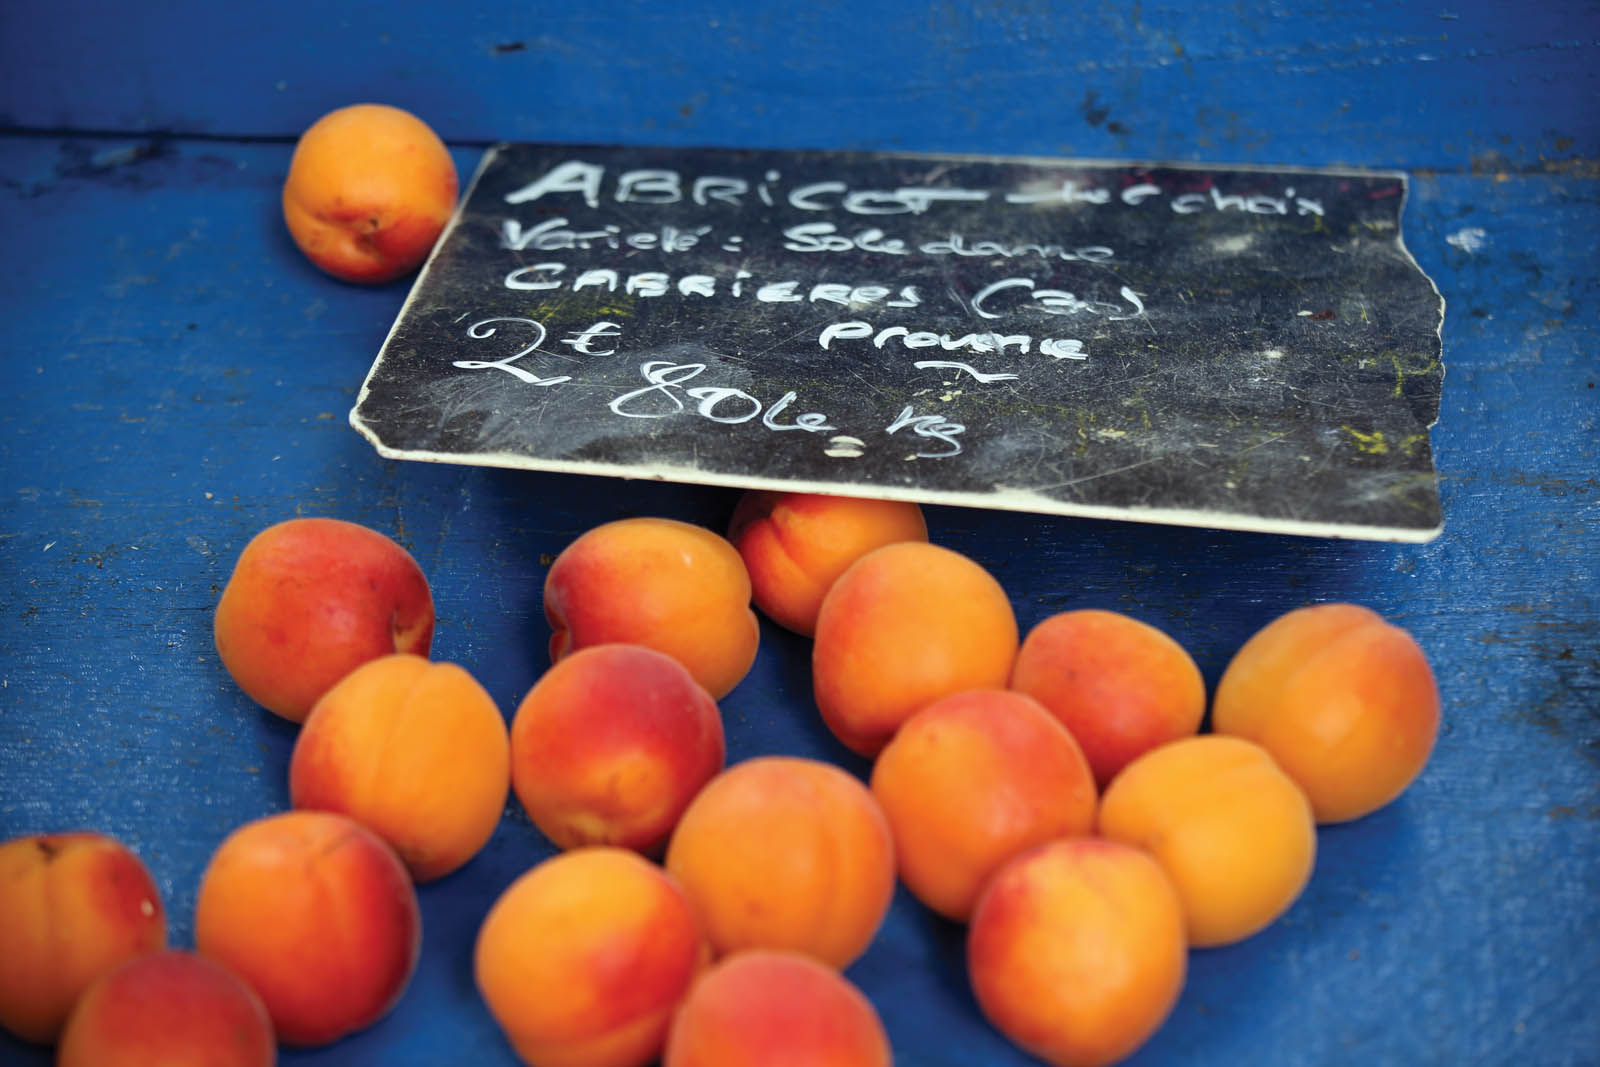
[1,2,1595,171]
[0,134,1595,1064]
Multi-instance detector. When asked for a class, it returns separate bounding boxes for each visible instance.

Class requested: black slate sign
[351,144,1444,540]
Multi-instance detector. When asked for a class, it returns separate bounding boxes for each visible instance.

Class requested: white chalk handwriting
[501,160,1326,218]
[445,155,1360,472]
[453,318,571,386]
[607,361,835,432]
[503,261,922,309]
[971,278,1146,321]
[819,321,1090,361]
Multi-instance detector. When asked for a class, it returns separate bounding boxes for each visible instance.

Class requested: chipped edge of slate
[343,433,1444,543]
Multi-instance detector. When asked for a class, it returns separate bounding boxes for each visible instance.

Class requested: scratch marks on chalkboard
[736,320,821,365]
[1231,431,1291,457]
[850,370,888,401]
[1033,455,1164,493]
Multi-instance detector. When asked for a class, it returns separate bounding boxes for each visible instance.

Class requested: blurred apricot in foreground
[1213,602,1440,823]
[813,542,1018,757]
[870,689,1097,921]
[545,517,760,700]
[57,950,275,1067]
[663,950,891,1067]
[0,832,166,1044]
[1009,609,1206,788]
[283,103,458,283]
[1098,735,1316,948]
[195,811,420,1046]
[665,757,895,970]
[727,490,927,636]
[291,653,510,882]
[968,838,1186,1067]
[511,644,725,854]
[476,848,705,1067]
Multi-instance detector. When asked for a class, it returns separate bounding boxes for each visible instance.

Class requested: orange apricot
[475,847,706,1067]
[1212,602,1440,823]
[870,689,1097,921]
[1009,609,1206,788]
[544,517,760,700]
[57,950,275,1067]
[726,490,928,636]
[282,103,458,284]
[289,653,510,882]
[967,838,1187,1067]
[213,516,435,724]
[1097,735,1316,948]
[0,832,166,1044]
[511,644,725,855]
[664,757,895,970]
[662,950,891,1067]
[194,811,420,1046]
[812,541,1019,757]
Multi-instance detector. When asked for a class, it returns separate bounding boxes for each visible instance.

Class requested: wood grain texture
[1,2,1595,170]
[0,3,1596,1064]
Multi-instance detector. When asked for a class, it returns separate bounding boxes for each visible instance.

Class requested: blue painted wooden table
[1,3,1595,1064]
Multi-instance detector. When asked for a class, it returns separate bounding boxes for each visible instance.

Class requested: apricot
[968,838,1187,1067]
[0,832,166,1044]
[1212,602,1441,823]
[1097,735,1316,948]
[282,103,458,284]
[1009,609,1206,788]
[213,516,435,723]
[194,811,421,1046]
[544,517,760,700]
[870,689,1097,921]
[663,950,891,1067]
[812,541,1019,757]
[290,653,510,882]
[726,490,928,636]
[664,757,895,969]
[475,847,706,1067]
[57,950,275,1067]
[511,644,725,854]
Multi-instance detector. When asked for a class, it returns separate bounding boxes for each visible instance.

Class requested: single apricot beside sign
[282,103,458,283]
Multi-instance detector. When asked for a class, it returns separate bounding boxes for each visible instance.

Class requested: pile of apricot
[0,486,1440,1067]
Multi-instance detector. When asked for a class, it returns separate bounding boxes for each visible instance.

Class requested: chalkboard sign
[351,144,1444,541]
